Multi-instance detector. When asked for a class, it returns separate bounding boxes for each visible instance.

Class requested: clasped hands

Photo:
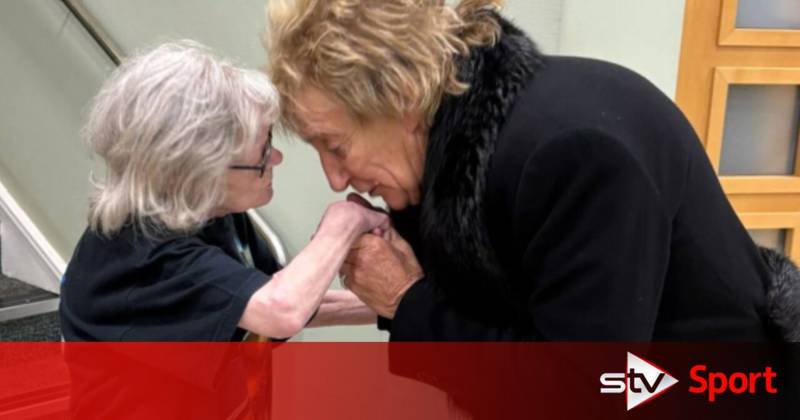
[339,194,423,319]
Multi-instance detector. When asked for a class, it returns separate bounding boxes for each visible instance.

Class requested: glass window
[737,0,800,30]
[748,229,787,252]
[719,85,800,176]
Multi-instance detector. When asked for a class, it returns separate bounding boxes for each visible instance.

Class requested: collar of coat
[410,16,800,337]
[413,16,544,318]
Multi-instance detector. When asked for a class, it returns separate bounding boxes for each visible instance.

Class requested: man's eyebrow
[298,118,324,136]
[293,123,318,140]
[308,126,342,140]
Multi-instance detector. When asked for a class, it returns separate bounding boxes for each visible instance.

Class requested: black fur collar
[414,17,543,318]
[760,247,800,341]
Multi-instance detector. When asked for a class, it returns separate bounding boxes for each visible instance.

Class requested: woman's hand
[240,196,390,339]
[319,200,390,239]
[306,289,377,327]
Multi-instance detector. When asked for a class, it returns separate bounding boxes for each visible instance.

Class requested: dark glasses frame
[229,129,272,178]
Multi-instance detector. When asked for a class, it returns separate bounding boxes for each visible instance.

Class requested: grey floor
[0,230,61,340]
[0,311,60,341]
[0,269,61,341]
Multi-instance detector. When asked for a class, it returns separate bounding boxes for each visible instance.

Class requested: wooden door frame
[676,0,800,260]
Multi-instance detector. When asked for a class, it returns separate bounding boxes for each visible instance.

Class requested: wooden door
[676,0,800,261]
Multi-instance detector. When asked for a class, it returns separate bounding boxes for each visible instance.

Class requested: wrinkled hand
[340,227,423,319]
[317,199,390,238]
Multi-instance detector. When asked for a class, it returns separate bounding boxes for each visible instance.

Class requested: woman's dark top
[60,213,279,341]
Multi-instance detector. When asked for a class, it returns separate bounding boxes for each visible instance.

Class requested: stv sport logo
[600,352,679,411]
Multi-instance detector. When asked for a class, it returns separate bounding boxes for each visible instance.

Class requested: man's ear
[402,112,429,158]
[401,112,424,136]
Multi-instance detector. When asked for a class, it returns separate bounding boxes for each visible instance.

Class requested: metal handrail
[60,0,123,65]
[60,0,289,266]
[247,210,288,266]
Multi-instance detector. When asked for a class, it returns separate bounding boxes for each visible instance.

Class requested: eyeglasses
[229,129,272,178]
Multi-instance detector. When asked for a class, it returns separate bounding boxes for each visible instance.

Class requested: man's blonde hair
[266,0,503,131]
[84,41,279,237]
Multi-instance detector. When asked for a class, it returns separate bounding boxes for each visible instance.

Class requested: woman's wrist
[307,290,377,327]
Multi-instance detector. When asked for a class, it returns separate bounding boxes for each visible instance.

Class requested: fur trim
[417,16,543,320]
[760,247,800,342]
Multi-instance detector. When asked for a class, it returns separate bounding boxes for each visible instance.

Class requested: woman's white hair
[85,40,279,237]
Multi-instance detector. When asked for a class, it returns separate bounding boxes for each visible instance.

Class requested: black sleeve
[390,278,534,340]
[123,241,269,341]
[389,129,672,340]
[377,316,392,331]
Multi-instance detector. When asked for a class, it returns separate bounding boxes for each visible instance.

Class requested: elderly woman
[59,41,387,341]
[266,0,800,341]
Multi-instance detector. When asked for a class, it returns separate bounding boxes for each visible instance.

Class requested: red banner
[0,343,796,419]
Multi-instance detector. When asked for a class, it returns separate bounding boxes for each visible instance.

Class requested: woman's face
[292,86,427,210]
[218,123,283,216]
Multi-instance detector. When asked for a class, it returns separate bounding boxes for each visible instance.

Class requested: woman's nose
[269,147,283,167]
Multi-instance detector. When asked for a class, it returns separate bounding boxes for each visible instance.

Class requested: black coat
[385,17,800,341]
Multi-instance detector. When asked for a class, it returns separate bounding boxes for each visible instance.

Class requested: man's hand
[340,228,423,319]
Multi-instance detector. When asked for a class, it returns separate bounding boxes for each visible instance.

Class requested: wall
[559,0,687,98]
[0,0,112,265]
[0,0,687,340]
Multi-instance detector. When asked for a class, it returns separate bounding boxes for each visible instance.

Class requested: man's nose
[319,153,350,192]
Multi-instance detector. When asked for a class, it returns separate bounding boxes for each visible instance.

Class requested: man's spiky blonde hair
[266,0,503,131]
